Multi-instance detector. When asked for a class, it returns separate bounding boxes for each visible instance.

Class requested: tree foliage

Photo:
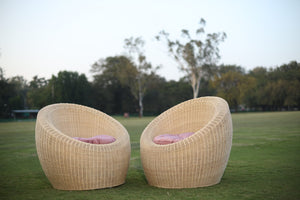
[156,18,226,98]
[49,71,92,105]
[211,67,256,110]
[27,76,49,109]
[210,61,300,111]
[123,37,159,117]
[0,60,299,118]
[91,56,138,114]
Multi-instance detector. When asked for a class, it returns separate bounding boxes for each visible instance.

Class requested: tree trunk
[139,94,143,117]
[191,72,201,99]
[191,73,196,99]
[138,76,144,117]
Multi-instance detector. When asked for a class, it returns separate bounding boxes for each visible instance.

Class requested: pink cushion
[73,135,116,144]
[153,132,194,145]
[178,132,194,138]
[153,134,182,145]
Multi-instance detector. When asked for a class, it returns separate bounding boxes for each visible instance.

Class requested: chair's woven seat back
[35,103,131,190]
[140,96,233,188]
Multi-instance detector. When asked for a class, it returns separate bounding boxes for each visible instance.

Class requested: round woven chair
[140,96,232,188]
[35,103,131,190]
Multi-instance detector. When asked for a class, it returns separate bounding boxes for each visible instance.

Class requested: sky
[0,0,300,81]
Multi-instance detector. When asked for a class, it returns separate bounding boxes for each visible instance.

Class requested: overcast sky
[0,0,299,81]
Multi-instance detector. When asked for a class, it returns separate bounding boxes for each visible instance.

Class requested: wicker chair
[140,96,232,188]
[35,103,131,190]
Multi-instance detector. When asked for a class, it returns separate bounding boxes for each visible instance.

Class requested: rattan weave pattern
[35,103,131,190]
[140,96,232,188]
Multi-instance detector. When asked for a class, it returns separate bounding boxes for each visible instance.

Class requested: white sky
[0,0,300,81]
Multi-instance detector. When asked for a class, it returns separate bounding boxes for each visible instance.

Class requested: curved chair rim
[140,96,229,150]
[37,103,129,150]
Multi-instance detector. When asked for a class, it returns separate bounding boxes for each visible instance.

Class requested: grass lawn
[0,112,299,200]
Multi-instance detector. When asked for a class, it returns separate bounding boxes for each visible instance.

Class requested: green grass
[0,112,299,200]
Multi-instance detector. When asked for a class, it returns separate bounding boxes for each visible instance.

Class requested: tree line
[1,19,299,118]
[0,60,299,118]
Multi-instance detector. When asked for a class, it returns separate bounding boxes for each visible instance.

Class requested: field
[0,112,299,200]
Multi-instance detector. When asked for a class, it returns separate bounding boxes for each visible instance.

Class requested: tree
[8,76,28,109]
[27,76,50,109]
[49,71,91,105]
[211,65,256,111]
[248,67,270,110]
[0,67,12,117]
[91,56,138,114]
[124,37,158,117]
[0,69,32,117]
[284,79,300,109]
[91,56,137,86]
[263,61,300,110]
[212,71,242,110]
[0,67,4,80]
[156,18,226,98]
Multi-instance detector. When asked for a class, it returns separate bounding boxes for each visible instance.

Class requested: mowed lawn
[0,112,299,200]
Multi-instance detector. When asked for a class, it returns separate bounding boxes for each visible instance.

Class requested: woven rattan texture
[140,96,233,188]
[35,103,131,190]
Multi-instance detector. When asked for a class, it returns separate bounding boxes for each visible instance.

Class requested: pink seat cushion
[153,132,194,145]
[153,134,182,145]
[73,135,116,144]
[178,132,194,139]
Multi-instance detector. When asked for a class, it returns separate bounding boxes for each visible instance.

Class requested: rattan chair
[140,96,232,188]
[35,103,131,190]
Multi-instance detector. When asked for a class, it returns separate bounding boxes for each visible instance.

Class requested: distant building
[12,109,39,119]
